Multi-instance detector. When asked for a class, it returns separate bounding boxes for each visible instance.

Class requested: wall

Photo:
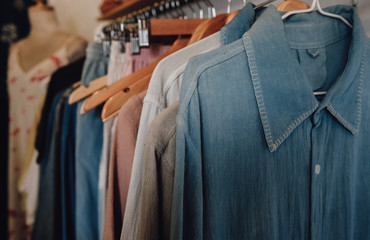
[48,0,370,42]
[48,0,105,41]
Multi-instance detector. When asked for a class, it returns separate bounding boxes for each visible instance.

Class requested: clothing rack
[99,0,158,20]
[98,0,211,46]
[150,18,206,35]
[99,0,204,20]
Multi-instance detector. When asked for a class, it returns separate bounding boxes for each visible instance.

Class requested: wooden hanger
[81,18,208,114]
[72,81,81,88]
[150,19,207,36]
[277,0,310,12]
[225,10,240,25]
[187,13,228,45]
[101,75,151,122]
[69,18,207,106]
[82,36,189,114]
[101,13,229,120]
[184,19,210,45]
[97,37,188,118]
[68,75,107,104]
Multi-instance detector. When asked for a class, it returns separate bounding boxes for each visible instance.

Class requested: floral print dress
[7,36,75,240]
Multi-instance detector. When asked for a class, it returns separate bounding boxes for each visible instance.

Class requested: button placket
[310,113,324,240]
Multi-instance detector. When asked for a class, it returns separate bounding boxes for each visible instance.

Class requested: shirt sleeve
[138,103,178,240]
[172,89,204,240]
[137,142,160,240]
[120,101,161,239]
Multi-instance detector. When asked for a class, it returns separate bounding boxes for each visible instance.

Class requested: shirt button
[315,164,321,175]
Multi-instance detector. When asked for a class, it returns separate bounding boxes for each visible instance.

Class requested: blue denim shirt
[219,2,259,45]
[173,5,370,240]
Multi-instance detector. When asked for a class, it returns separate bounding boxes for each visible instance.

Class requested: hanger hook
[204,0,216,18]
[282,0,353,28]
[176,0,188,19]
[174,0,186,19]
[194,0,204,19]
[227,0,232,14]
[186,1,197,18]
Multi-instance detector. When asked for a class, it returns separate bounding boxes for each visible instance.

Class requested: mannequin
[6,2,87,240]
[11,0,87,72]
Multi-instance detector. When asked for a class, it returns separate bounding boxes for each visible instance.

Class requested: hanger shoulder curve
[277,0,310,12]
[101,74,151,122]
[82,37,189,113]
[68,75,107,104]
[187,13,228,45]
[226,10,240,25]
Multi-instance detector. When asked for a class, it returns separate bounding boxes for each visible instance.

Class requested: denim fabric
[80,44,109,87]
[75,43,108,240]
[32,91,65,240]
[36,57,85,162]
[61,89,78,240]
[173,5,370,240]
[219,2,262,45]
[122,4,261,240]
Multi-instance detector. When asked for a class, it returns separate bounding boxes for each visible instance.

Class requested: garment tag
[118,22,126,53]
[103,39,111,57]
[119,41,126,53]
[139,28,149,47]
[102,27,111,57]
[138,19,150,47]
[130,29,140,55]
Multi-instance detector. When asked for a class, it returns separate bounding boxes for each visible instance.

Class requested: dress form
[12,4,87,72]
[6,3,86,240]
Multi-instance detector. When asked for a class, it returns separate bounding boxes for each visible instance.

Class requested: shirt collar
[220,2,257,45]
[242,5,368,152]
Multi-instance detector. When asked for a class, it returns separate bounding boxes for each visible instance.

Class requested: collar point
[352,129,359,136]
[269,144,277,152]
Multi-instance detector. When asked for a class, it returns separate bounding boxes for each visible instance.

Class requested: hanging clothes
[103,91,146,240]
[75,43,109,240]
[122,3,259,239]
[28,57,85,240]
[99,41,171,239]
[32,90,66,240]
[60,88,79,240]
[5,2,370,240]
[121,42,171,77]
[35,57,86,161]
[138,101,179,240]
[172,5,370,239]
[98,39,126,239]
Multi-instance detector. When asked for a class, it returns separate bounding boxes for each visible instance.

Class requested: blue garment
[75,43,108,240]
[61,89,78,240]
[32,91,65,240]
[219,2,263,46]
[173,5,370,240]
